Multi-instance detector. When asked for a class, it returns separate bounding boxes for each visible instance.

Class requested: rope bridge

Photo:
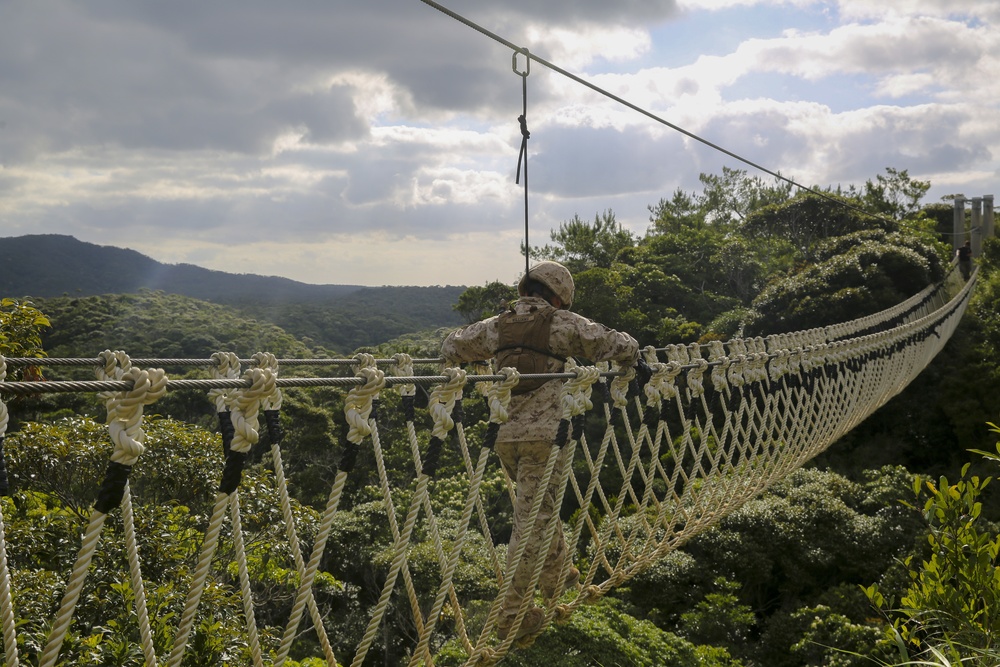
[0,264,976,666]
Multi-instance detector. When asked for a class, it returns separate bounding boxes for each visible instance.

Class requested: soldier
[441,260,639,640]
[958,239,972,281]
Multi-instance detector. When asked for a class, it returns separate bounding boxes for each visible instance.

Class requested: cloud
[1,0,997,287]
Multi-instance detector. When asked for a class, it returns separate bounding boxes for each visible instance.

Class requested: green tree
[532,210,637,273]
[743,230,943,336]
[436,597,743,667]
[854,167,931,221]
[624,467,924,667]
[866,462,1000,664]
[3,416,351,666]
[698,166,793,228]
[452,281,517,324]
[0,298,50,380]
[648,188,706,233]
[742,191,895,263]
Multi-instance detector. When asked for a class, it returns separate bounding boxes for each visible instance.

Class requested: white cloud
[837,0,1000,22]
[0,0,997,286]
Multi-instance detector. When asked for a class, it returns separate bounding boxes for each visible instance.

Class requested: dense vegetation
[1,234,465,354]
[2,166,999,665]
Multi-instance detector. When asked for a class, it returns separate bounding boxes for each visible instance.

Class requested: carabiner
[511,47,530,78]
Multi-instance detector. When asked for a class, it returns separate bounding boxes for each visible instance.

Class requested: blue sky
[1,0,997,287]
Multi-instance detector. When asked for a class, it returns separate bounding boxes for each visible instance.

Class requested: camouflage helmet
[517,260,575,308]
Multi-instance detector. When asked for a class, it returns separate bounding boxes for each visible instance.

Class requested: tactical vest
[495,304,566,395]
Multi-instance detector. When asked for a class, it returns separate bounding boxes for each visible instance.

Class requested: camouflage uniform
[441,294,638,628]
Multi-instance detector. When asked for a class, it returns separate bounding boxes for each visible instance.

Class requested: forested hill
[1,234,467,353]
[0,234,365,303]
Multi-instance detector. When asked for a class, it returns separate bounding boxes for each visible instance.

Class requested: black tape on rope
[339,442,360,474]
[572,414,586,441]
[264,410,283,445]
[555,418,570,448]
[598,379,612,405]
[218,411,235,456]
[403,395,416,422]
[95,461,132,514]
[0,437,8,496]
[219,451,247,494]
[483,422,500,449]
[423,436,444,477]
[628,377,641,400]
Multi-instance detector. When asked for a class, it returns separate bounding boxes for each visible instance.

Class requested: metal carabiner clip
[511,47,530,78]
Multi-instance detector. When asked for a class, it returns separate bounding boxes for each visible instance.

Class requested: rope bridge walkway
[0,264,976,666]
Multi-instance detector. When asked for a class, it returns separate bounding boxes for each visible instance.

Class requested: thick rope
[40,356,166,667]
[230,492,264,667]
[253,352,337,666]
[223,365,275,667]
[0,356,17,667]
[168,359,274,667]
[166,493,230,667]
[276,470,348,667]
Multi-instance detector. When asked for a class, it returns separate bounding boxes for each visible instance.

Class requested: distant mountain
[1,234,467,352]
[0,234,364,303]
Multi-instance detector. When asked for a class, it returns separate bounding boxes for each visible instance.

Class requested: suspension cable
[417,0,911,227]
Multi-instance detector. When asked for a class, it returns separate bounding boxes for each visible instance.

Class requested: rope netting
[0,264,977,666]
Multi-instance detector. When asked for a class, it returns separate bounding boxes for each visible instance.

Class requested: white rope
[0,356,17,667]
[167,492,230,667]
[223,365,275,667]
[209,351,241,413]
[41,356,166,667]
[260,349,337,667]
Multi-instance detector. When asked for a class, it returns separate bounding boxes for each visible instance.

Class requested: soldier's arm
[564,315,639,366]
[440,318,496,364]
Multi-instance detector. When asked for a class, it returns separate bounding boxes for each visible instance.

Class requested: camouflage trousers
[495,439,570,620]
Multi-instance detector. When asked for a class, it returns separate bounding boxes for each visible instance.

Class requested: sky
[1,0,998,288]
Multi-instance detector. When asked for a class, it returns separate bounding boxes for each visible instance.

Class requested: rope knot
[769,350,789,381]
[579,584,602,604]
[709,342,731,393]
[344,365,387,445]
[552,604,573,624]
[227,367,277,454]
[560,360,599,421]
[489,367,520,424]
[428,367,467,440]
[517,114,530,140]
[686,358,708,397]
[209,351,241,413]
[252,351,282,411]
[609,362,633,409]
[727,355,747,387]
[107,367,168,466]
[391,353,416,398]
[659,361,683,401]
